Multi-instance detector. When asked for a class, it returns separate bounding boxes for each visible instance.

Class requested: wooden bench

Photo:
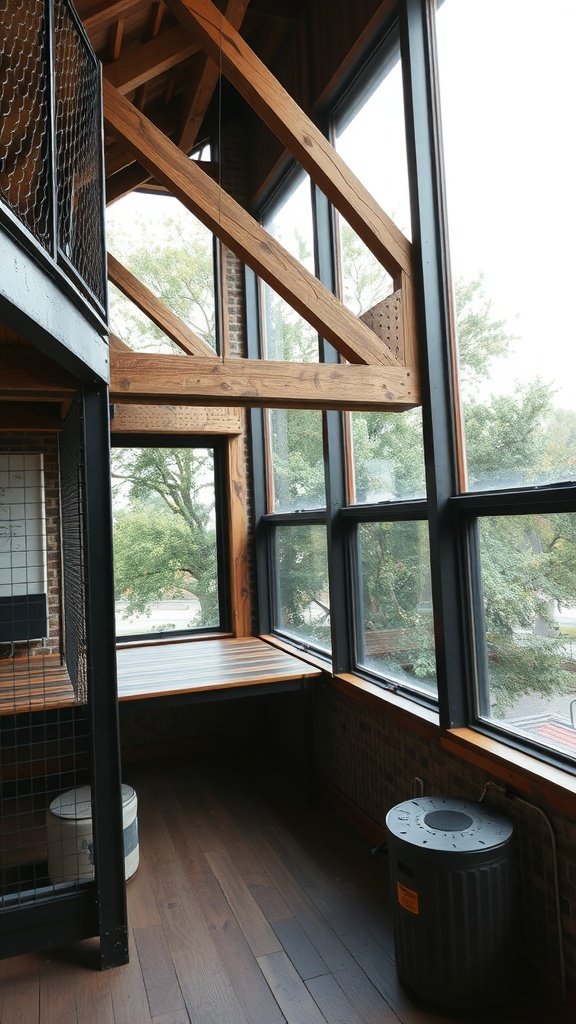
[0,638,322,716]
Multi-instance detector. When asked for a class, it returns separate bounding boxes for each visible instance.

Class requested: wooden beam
[0,346,77,400]
[103,81,397,367]
[0,402,65,432]
[108,18,125,62]
[227,427,252,636]
[107,252,217,358]
[164,0,412,281]
[110,353,419,410]
[104,26,200,95]
[178,0,250,154]
[82,0,144,33]
[110,403,243,434]
[109,332,132,353]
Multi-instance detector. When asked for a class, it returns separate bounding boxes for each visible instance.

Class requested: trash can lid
[386,796,513,852]
[49,784,135,821]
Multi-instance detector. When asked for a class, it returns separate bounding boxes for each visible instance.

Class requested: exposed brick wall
[315,681,576,999]
[221,122,258,633]
[0,433,61,656]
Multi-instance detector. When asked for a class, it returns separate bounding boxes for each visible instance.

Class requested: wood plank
[109,930,154,1024]
[139,794,249,1024]
[247,831,399,1024]
[109,332,132,353]
[306,974,366,1024]
[109,17,125,62]
[104,26,201,95]
[204,846,282,957]
[116,637,321,702]
[82,0,145,32]
[165,790,286,1024]
[110,352,419,411]
[164,0,412,282]
[0,653,76,716]
[107,253,217,358]
[111,403,243,434]
[178,0,250,154]
[132,925,187,1020]
[227,430,252,636]
[256,950,328,1024]
[273,917,330,982]
[103,80,398,368]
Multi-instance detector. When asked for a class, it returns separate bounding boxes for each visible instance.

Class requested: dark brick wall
[315,681,576,999]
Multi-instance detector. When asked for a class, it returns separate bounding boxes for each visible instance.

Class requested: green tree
[112,447,219,630]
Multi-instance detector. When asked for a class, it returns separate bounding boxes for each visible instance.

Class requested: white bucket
[47,784,139,884]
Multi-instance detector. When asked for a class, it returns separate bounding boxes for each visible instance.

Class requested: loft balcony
[0,0,108,381]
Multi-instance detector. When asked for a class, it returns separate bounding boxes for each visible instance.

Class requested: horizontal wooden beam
[110,403,243,434]
[82,0,144,33]
[164,0,412,280]
[103,81,397,367]
[110,353,419,410]
[104,26,200,95]
[108,252,217,358]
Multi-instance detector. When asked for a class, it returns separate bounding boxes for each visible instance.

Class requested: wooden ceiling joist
[82,0,146,33]
[103,80,399,367]
[103,25,201,95]
[108,251,218,358]
[164,0,412,282]
[110,352,418,410]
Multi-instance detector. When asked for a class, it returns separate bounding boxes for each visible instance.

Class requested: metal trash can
[47,784,139,884]
[386,796,514,1010]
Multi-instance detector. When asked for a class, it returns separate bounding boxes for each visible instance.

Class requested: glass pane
[335,47,411,312]
[112,447,220,636]
[261,174,318,362]
[107,193,217,351]
[356,521,436,695]
[351,409,426,503]
[270,409,326,513]
[437,0,576,490]
[276,525,331,651]
[477,514,576,758]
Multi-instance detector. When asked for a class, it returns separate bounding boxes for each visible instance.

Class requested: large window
[250,1,576,768]
[437,0,576,759]
[111,442,227,640]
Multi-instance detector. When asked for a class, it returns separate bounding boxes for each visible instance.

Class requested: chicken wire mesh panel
[59,399,88,706]
[53,0,106,312]
[0,705,90,907]
[0,436,91,907]
[0,0,53,251]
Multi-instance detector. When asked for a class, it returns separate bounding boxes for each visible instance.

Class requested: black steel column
[313,184,353,675]
[82,384,128,968]
[399,0,471,726]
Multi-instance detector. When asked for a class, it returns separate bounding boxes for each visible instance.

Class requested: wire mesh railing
[0,0,106,319]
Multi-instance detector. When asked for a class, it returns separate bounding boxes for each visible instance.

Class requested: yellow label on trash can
[397,881,419,914]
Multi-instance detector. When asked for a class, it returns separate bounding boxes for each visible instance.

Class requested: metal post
[82,385,128,968]
[399,0,472,726]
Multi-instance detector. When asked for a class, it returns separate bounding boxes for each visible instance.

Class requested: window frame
[248,0,576,774]
[110,433,231,643]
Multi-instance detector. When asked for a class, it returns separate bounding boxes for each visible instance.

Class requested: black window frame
[110,433,231,643]
[248,0,576,774]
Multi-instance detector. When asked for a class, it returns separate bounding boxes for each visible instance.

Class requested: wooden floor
[0,757,570,1024]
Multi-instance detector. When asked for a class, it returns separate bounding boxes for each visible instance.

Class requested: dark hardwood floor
[0,756,571,1023]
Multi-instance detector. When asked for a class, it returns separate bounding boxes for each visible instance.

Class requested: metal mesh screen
[0,0,53,250]
[59,398,88,705]
[53,0,106,309]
